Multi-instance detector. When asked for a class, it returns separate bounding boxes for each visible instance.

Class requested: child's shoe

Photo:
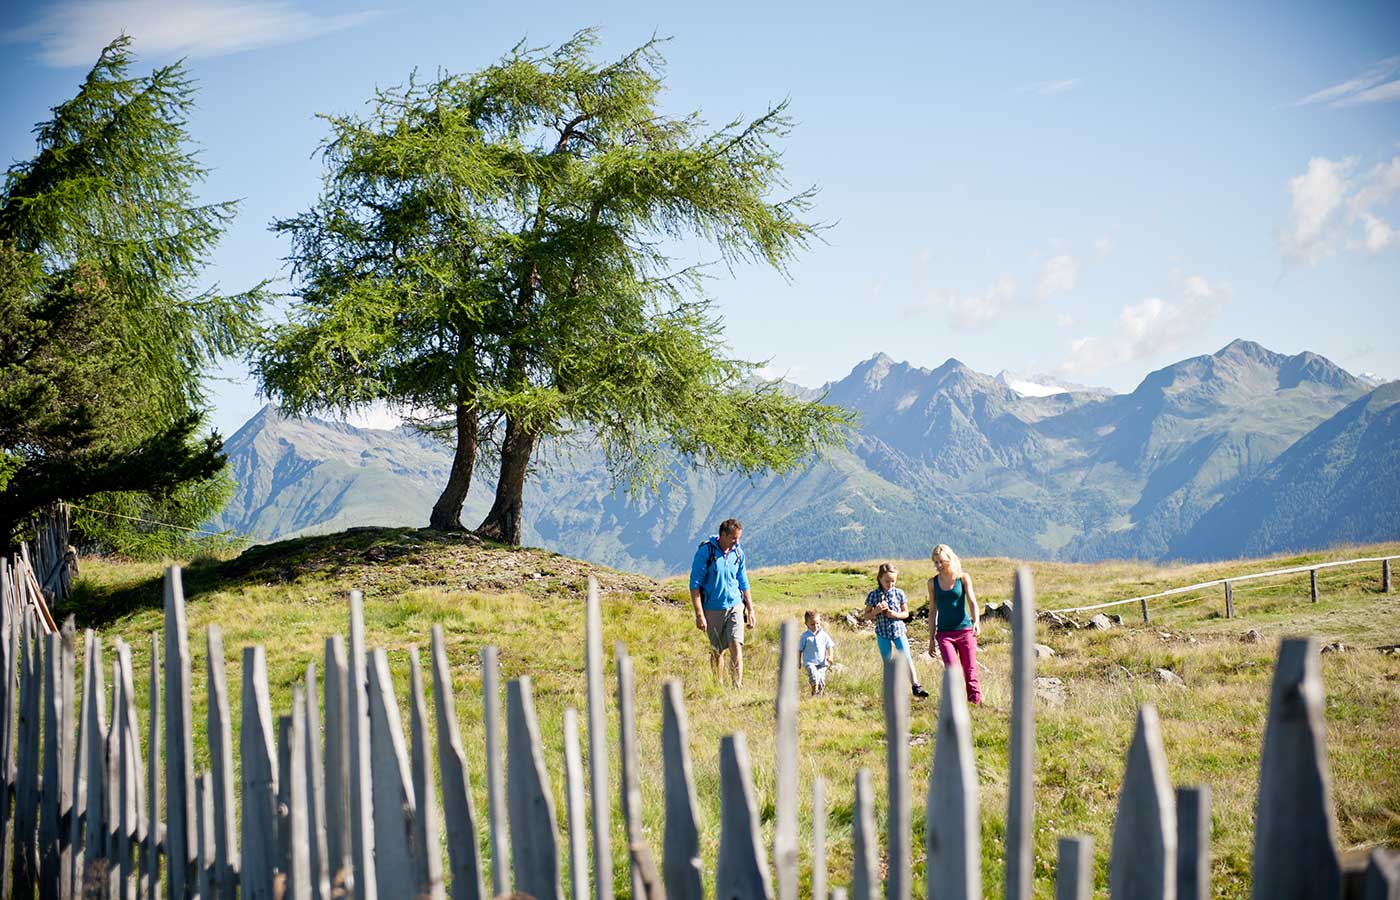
[911,683,929,699]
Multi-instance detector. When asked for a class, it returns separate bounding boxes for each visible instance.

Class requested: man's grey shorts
[705,606,744,651]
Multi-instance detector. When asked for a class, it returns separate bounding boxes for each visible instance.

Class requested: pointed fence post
[1251,637,1341,900]
[347,591,378,900]
[367,649,418,896]
[563,708,589,900]
[118,641,147,900]
[279,715,295,880]
[585,578,614,900]
[1054,836,1093,900]
[164,566,198,899]
[774,622,800,900]
[15,610,42,897]
[70,631,99,896]
[207,625,240,898]
[1176,786,1211,900]
[506,676,564,900]
[430,627,486,900]
[716,733,773,900]
[241,646,279,900]
[323,635,351,894]
[481,644,509,897]
[38,631,69,899]
[103,659,121,900]
[285,688,313,900]
[811,778,827,900]
[926,665,979,900]
[1006,567,1036,900]
[304,663,331,900]
[407,648,447,900]
[661,681,703,900]
[145,632,160,900]
[1109,705,1176,900]
[616,643,649,900]
[0,605,19,898]
[851,768,878,900]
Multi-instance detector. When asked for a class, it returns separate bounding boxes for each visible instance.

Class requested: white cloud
[1093,236,1115,259]
[918,276,1018,330]
[1294,56,1400,107]
[2,0,382,67]
[1279,151,1400,265]
[1035,254,1080,300]
[1016,78,1082,96]
[1060,276,1228,376]
[1055,312,1075,328]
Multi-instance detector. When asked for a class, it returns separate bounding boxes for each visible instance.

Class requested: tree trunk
[475,416,536,545]
[428,400,479,530]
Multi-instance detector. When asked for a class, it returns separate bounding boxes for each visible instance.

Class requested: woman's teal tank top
[933,576,973,632]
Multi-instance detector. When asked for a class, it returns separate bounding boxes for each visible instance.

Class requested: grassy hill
[65,533,1400,899]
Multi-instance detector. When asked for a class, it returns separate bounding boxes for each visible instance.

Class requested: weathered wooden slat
[506,676,564,900]
[616,644,647,900]
[1224,581,1234,619]
[407,648,447,900]
[811,778,827,900]
[163,565,198,899]
[1109,705,1176,900]
[660,680,703,900]
[1252,637,1341,900]
[1054,836,1093,900]
[206,624,240,897]
[240,645,279,900]
[774,621,800,900]
[118,641,147,900]
[0,603,19,898]
[14,610,40,896]
[850,768,878,900]
[1384,559,1393,594]
[285,688,314,900]
[367,648,418,896]
[38,632,63,898]
[323,635,351,894]
[716,733,773,900]
[926,664,979,900]
[1366,848,1399,900]
[145,632,160,900]
[563,708,588,900]
[304,662,331,900]
[1311,568,1319,602]
[884,646,912,900]
[1176,786,1211,900]
[279,715,295,881]
[104,658,121,900]
[430,627,486,900]
[481,644,509,897]
[1005,566,1036,900]
[57,621,76,899]
[196,773,212,900]
[585,577,614,900]
[347,590,378,900]
[70,630,99,897]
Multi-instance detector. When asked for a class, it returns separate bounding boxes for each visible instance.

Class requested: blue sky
[4,0,1399,437]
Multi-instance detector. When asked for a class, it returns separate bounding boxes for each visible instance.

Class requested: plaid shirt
[865,587,909,640]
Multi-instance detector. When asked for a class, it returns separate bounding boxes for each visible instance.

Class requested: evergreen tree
[0,36,265,551]
[258,31,851,543]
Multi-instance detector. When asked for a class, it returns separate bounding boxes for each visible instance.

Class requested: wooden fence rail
[0,565,1393,899]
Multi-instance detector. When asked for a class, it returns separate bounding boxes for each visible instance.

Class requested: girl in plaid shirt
[860,563,930,698]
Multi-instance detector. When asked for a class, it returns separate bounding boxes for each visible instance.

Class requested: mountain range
[213,340,1400,575]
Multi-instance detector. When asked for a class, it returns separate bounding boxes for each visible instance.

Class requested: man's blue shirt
[689,536,749,610]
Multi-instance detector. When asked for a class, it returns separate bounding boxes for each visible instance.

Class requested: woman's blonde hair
[930,544,964,577]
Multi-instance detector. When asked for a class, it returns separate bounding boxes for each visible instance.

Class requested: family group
[687,518,982,705]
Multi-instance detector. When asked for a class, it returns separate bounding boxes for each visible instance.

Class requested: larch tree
[0,36,265,552]
[257,31,851,543]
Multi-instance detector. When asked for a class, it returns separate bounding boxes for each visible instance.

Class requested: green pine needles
[258,30,853,543]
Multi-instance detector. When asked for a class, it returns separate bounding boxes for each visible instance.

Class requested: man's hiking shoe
[912,684,930,698]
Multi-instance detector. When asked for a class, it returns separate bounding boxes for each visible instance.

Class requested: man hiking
[689,518,754,687]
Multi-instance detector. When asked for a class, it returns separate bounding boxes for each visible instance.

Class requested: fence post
[430,627,486,900]
[926,665,980,900]
[304,663,331,900]
[163,566,197,900]
[366,649,418,896]
[811,779,827,900]
[775,621,800,900]
[241,646,279,900]
[481,644,509,897]
[1176,786,1211,900]
[196,773,213,900]
[278,715,295,881]
[0,606,18,898]
[1383,559,1392,594]
[1054,836,1092,900]
[1365,848,1399,898]
[145,632,160,900]
[15,609,41,897]
[119,641,147,900]
[286,688,314,900]
[206,625,240,898]
[323,635,351,893]
[883,645,911,900]
[103,659,120,900]
[1310,569,1319,603]
[1252,637,1341,900]
[1224,581,1234,619]
[1006,567,1036,900]
[616,644,647,900]
[562,709,588,900]
[69,631,97,896]
[661,680,703,900]
[38,631,65,898]
[407,648,447,900]
[1140,596,1150,624]
[585,577,614,900]
[1108,705,1176,900]
[505,676,564,900]
[347,591,378,900]
[851,768,877,900]
[716,733,773,900]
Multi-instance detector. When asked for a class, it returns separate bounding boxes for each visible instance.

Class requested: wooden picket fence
[0,564,1395,900]
[0,503,73,636]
